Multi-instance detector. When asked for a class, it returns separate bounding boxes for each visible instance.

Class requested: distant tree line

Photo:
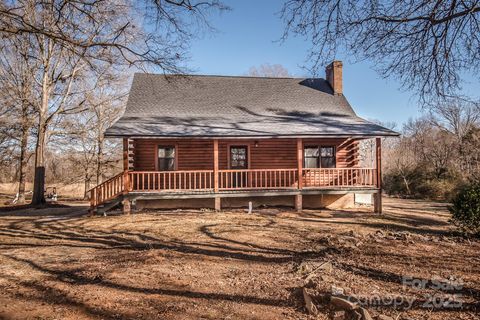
[383,99,480,200]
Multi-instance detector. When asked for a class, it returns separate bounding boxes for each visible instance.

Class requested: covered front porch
[89,137,383,213]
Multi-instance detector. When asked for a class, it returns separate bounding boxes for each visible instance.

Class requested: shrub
[420,179,460,200]
[449,182,480,236]
[383,169,461,200]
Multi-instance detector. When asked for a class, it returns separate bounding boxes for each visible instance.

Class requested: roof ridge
[134,73,317,80]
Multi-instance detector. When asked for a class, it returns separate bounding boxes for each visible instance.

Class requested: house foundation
[132,191,360,211]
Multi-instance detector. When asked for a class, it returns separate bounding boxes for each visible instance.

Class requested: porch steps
[94,196,123,216]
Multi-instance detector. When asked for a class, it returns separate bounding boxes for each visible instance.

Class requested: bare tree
[247,63,291,77]
[0,33,37,204]
[429,98,480,140]
[280,0,480,102]
[53,69,127,197]
[384,137,417,195]
[0,0,228,71]
[0,108,19,180]
[428,98,480,177]
[29,33,90,204]
[0,0,226,204]
[89,76,127,186]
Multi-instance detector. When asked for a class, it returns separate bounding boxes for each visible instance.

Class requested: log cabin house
[90,61,399,214]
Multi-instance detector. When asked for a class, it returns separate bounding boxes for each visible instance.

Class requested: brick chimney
[325,61,343,95]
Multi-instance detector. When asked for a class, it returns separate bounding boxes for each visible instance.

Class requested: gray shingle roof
[105,73,399,138]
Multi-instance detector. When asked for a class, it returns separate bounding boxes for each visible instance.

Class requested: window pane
[232,152,246,161]
[321,147,334,157]
[158,158,176,171]
[305,158,319,168]
[159,147,175,158]
[166,158,175,170]
[321,157,335,168]
[232,160,246,168]
[158,148,165,158]
[231,148,246,159]
[304,147,319,157]
[158,159,167,171]
[165,147,175,158]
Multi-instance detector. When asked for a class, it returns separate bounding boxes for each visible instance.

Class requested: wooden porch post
[374,137,382,214]
[213,139,221,211]
[122,138,131,214]
[296,138,303,211]
[297,138,303,189]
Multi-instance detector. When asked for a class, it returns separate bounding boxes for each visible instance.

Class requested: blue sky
[187,0,475,127]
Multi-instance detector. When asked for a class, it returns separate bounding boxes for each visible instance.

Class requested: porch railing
[89,172,124,207]
[218,169,298,190]
[303,168,377,188]
[128,168,377,192]
[89,168,378,207]
[128,170,215,192]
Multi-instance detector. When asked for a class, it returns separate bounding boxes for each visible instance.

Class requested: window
[158,146,175,171]
[304,146,336,168]
[230,146,248,169]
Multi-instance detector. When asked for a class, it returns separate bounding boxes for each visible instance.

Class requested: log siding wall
[132,138,359,171]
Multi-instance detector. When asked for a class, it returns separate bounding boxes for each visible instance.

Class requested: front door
[230,146,248,188]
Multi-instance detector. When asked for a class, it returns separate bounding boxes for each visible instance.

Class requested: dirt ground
[0,198,478,320]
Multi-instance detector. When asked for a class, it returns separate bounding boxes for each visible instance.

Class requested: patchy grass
[0,198,478,319]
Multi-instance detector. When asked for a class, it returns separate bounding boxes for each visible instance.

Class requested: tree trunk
[84,175,90,200]
[96,134,103,185]
[31,116,47,205]
[32,61,51,205]
[402,175,411,196]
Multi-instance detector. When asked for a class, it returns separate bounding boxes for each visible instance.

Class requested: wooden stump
[122,198,131,215]
[214,197,221,211]
[373,192,382,214]
[295,194,303,212]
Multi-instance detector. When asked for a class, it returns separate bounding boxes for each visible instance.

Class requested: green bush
[449,182,480,236]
